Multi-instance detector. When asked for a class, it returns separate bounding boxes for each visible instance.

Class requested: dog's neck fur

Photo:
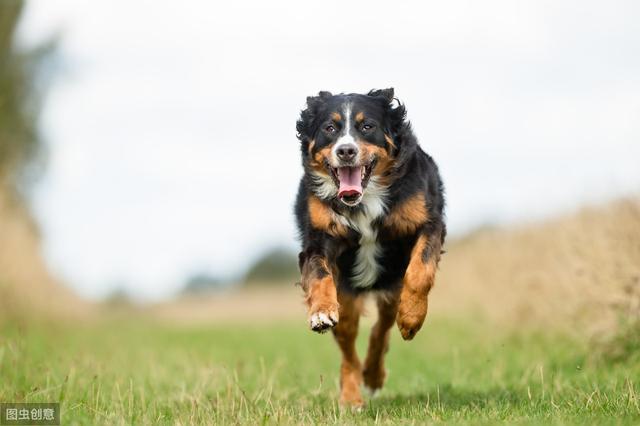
[331,177,387,288]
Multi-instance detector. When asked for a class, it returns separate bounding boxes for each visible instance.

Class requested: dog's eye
[325,125,336,133]
[362,124,375,132]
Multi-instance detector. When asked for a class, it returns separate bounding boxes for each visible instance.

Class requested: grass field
[2,195,639,424]
[2,315,639,425]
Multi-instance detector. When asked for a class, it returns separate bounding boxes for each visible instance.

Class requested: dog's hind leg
[363,291,399,394]
[332,291,364,408]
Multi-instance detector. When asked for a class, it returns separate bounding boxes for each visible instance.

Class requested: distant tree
[103,286,134,307]
[182,272,227,294]
[0,0,56,196]
[243,247,299,285]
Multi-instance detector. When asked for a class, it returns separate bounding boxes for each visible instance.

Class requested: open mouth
[328,161,375,207]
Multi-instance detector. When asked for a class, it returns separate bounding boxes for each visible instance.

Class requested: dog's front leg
[300,254,339,333]
[397,229,443,340]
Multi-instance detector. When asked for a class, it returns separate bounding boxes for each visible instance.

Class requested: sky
[16,0,640,301]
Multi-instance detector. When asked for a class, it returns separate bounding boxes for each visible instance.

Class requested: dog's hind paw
[363,385,380,398]
[309,309,338,333]
[362,365,386,394]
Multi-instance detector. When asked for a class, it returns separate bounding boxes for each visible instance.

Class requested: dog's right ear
[307,91,332,105]
[296,91,332,144]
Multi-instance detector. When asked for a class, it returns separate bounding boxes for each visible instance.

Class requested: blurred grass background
[0,0,87,325]
[1,0,639,423]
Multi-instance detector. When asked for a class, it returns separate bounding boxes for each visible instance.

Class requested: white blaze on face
[330,103,358,165]
[330,103,365,204]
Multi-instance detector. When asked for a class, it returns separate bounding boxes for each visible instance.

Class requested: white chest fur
[335,178,387,288]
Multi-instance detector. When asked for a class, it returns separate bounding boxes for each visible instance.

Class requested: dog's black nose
[336,144,358,162]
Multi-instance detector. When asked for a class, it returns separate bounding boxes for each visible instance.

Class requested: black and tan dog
[294,88,446,407]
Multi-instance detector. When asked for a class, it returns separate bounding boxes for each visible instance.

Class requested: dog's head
[297,88,408,207]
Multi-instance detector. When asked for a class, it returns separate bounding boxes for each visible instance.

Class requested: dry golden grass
[0,186,90,323]
[146,285,306,324]
[2,180,638,340]
[146,199,640,346]
[433,197,640,337]
[148,197,640,342]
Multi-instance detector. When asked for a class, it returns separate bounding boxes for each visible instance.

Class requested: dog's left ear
[368,88,395,103]
[369,88,406,138]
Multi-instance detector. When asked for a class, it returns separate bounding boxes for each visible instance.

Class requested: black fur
[295,89,446,294]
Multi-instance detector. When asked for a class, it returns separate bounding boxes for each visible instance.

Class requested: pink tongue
[337,167,363,197]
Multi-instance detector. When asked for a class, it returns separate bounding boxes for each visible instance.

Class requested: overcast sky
[17,0,640,301]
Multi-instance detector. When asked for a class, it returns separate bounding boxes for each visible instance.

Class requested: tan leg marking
[306,275,339,333]
[363,292,399,393]
[333,291,364,407]
[397,234,438,340]
[301,256,339,333]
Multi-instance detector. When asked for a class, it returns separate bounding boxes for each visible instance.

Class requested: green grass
[1,316,639,425]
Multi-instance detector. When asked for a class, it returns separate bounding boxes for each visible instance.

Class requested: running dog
[294,88,446,407]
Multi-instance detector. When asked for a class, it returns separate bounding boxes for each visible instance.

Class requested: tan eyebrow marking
[331,112,342,121]
[355,112,365,123]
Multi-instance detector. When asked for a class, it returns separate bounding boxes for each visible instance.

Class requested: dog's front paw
[308,305,339,333]
[396,297,428,340]
[397,316,423,340]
